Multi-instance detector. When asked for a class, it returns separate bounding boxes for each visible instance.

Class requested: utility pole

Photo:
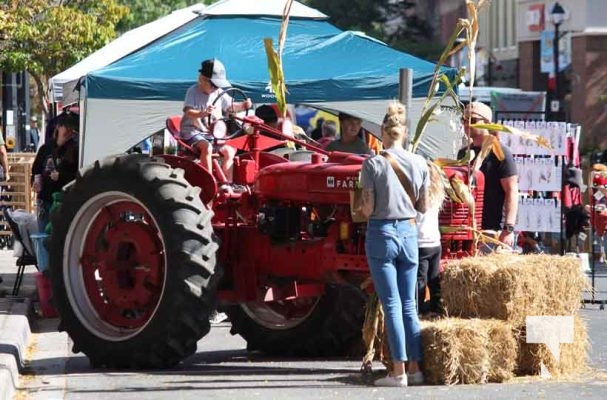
[549,2,566,121]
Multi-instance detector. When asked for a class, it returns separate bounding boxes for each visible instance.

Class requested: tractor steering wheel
[207,87,252,140]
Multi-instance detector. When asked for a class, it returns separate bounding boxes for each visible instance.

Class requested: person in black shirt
[309,117,324,141]
[32,112,79,232]
[457,102,518,248]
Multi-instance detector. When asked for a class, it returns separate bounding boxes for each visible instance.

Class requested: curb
[0,297,32,400]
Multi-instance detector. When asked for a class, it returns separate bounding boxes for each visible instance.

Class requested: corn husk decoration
[428,160,465,207]
[410,0,488,153]
[440,226,513,251]
[434,149,475,169]
[360,292,392,373]
[263,0,293,118]
[472,122,553,151]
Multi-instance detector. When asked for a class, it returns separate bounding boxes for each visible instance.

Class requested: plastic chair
[4,208,38,296]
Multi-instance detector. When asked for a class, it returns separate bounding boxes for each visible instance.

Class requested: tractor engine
[254,154,364,244]
[257,202,301,242]
[253,158,486,257]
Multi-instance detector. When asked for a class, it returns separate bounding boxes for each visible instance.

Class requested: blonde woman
[416,162,446,315]
[360,102,429,387]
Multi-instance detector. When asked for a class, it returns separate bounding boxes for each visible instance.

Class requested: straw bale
[487,321,518,382]
[441,254,587,325]
[421,318,516,385]
[517,315,588,376]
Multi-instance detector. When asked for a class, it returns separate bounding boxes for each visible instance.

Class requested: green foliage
[302,0,442,62]
[0,0,128,114]
[388,39,445,63]
[115,0,216,33]
[303,0,388,38]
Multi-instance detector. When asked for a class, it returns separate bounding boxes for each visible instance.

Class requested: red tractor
[48,91,483,368]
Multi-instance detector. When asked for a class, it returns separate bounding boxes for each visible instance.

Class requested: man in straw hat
[458,101,518,248]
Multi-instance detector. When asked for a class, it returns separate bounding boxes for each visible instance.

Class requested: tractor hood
[255,155,364,204]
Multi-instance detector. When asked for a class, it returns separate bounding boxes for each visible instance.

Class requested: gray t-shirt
[180,84,232,140]
[326,138,373,155]
[360,147,428,220]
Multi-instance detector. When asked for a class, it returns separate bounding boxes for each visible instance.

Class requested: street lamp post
[550,2,566,121]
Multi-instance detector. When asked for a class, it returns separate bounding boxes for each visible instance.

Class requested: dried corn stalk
[361,293,392,373]
[263,0,293,118]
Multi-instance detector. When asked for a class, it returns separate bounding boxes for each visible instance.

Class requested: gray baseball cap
[199,58,231,88]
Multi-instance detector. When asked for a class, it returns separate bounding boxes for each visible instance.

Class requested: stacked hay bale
[422,253,588,384]
[421,318,517,384]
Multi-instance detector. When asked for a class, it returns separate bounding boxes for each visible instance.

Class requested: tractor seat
[165,116,227,161]
[166,116,196,156]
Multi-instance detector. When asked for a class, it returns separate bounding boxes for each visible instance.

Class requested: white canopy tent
[202,0,326,17]
[48,3,207,104]
[49,0,329,105]
[51,0,460,166]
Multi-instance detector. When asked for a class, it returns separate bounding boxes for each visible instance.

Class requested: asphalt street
[3,251,607,399]
[14,299,607,399]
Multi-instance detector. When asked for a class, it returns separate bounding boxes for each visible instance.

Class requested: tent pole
[399,68,413,147]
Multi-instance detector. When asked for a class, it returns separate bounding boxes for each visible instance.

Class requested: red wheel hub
[80,201,164,329]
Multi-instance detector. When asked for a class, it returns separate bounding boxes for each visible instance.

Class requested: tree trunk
[31,73,49,121]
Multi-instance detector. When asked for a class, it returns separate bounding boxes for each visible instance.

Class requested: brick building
[435,0,606,151]
[518,0,607,151]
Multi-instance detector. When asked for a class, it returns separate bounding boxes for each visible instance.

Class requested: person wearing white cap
[180,58,252,184]
[458,101,518,248]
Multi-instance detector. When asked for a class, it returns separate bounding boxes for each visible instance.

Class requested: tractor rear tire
[226,284,366,357]
[49,154,220,368]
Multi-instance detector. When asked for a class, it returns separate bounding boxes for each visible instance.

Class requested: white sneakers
[374,374,408,387]
[407,371,424,385]
[209,311,228,324]
[374,371,424,387]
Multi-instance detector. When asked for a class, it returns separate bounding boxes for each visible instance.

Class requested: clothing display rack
[498,119,574,254]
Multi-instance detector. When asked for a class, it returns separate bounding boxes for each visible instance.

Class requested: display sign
[526,3,545,32]
[540,30,572,74]
[5,110,13,125]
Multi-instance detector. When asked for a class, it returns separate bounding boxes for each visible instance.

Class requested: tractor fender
[161,154,217,204]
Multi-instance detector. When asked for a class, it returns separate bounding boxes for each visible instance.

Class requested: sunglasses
[462,117,487,124]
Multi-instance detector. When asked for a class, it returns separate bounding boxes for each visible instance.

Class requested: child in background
[416,161,446,316]
[316,120,337,149]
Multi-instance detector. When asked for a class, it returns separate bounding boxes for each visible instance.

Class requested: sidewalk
[0,249,37,400]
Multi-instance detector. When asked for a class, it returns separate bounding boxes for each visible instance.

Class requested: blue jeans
[37,199,51,233]
[365,218,422,362]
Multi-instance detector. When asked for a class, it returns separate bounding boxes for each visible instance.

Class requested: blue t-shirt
[360,147,428,220]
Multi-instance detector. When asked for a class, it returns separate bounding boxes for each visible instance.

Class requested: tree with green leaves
[115,0,216,34]
[303,0,389,39]
[302,0,442,62]
[0,0,128,117]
